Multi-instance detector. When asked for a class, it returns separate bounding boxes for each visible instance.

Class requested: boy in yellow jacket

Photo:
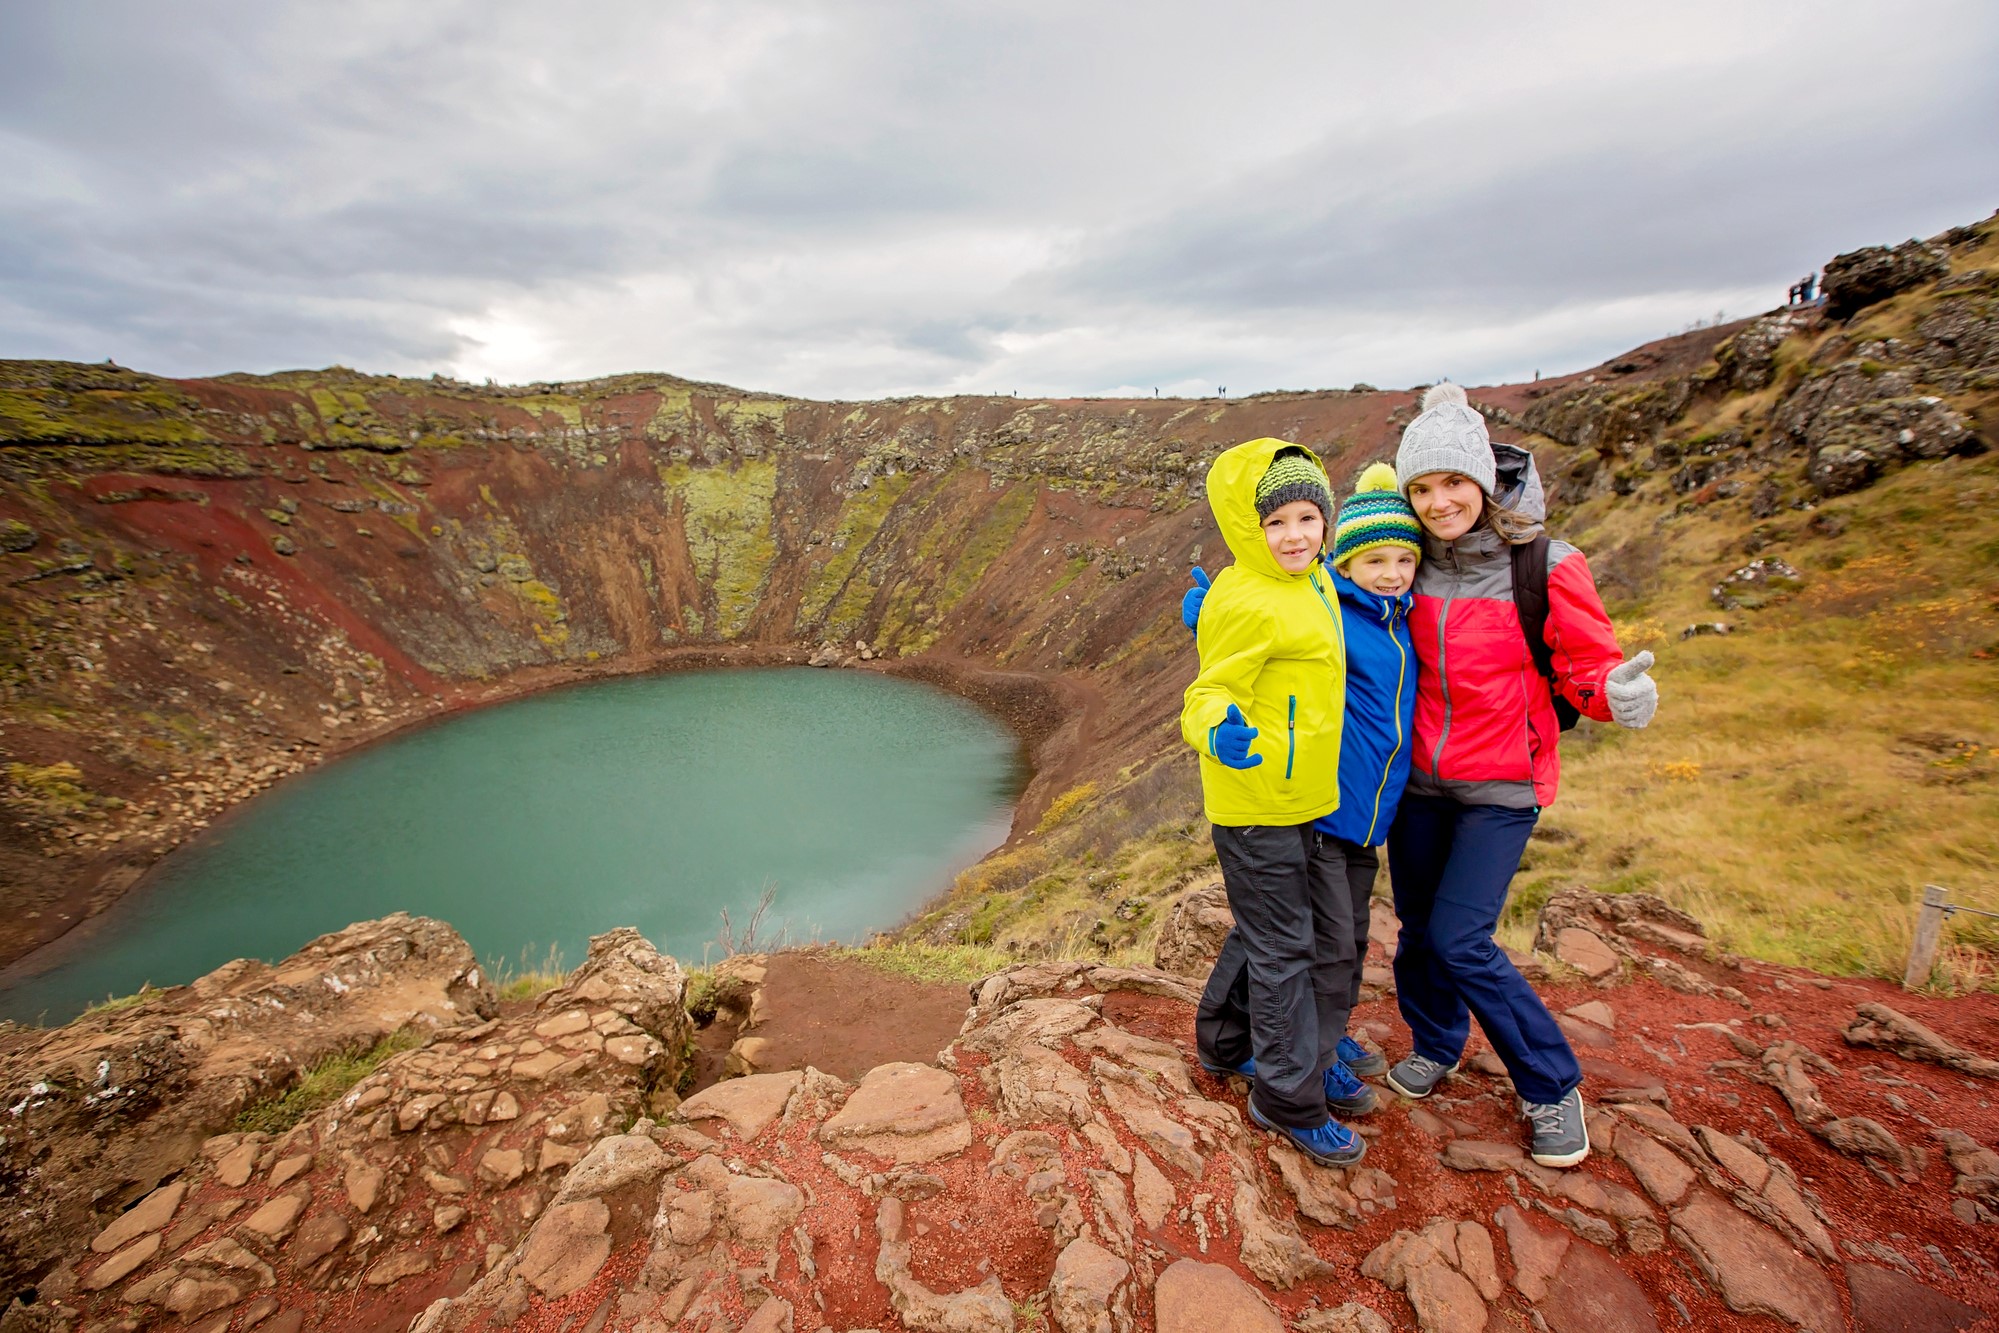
[1181,439,1364,1166]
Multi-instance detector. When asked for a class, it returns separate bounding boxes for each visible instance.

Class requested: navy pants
[1387,793,1579,1106]
[1196,823,1357,1129]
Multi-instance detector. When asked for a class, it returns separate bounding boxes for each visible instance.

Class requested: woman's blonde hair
[1483,498,1539,545]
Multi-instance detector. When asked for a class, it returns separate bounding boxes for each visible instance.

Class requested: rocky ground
[6,884,1996,1333]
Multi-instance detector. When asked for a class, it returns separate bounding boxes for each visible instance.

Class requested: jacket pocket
[1285,694,1297,780]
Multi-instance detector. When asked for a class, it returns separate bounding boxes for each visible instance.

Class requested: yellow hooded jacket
[1180,438,1348,826]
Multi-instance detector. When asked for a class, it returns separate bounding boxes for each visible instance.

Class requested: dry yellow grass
[1539,441,1999,990]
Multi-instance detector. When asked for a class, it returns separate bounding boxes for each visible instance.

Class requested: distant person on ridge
[1180,439,1365,1167]
[1384,382,1657,1167]
[1182,462,1425,1112]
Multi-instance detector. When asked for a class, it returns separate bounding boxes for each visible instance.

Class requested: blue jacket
[1314,568,1416,848]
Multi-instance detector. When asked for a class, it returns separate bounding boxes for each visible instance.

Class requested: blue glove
[1209,704,1262,769]
[1181,566,1211,634]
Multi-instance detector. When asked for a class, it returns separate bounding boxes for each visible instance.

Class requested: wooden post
[1904,885,1951,989]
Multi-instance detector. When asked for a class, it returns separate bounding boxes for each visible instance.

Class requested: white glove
[1606,651,1658,729]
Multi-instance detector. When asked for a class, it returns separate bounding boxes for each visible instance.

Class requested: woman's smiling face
[1405,472,1485,542]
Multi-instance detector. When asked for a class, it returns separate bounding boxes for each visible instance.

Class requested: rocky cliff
[4,896,1996,1333]
[0,359,1421,972]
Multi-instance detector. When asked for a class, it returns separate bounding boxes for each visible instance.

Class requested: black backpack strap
[1511,535,1581,730]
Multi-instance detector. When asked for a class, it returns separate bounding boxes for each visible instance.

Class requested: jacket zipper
[1364,601,1408,844]
[1285,694,1296,780]
[1303,569,1345,788]
[1432,548,1457,775]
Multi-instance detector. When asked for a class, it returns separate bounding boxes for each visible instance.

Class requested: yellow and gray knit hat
[1332,462,1424,566]
[1253,447,1332,523]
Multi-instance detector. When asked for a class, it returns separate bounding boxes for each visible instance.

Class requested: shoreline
[0,643,1093,996]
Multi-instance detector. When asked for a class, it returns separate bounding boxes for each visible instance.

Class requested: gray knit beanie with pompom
[1395,383,1495,495]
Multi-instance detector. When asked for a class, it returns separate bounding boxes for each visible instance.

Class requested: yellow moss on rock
[716,398,788,431]
[4,761,95,816]
[934,483,1035,618]
[659,459,778,638]
[798,475,912,628]
[647,388,696,442]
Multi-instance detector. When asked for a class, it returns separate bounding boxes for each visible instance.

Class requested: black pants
[1195,823,1359,1128]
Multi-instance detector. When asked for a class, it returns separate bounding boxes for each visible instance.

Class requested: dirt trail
[693,951,973,1090]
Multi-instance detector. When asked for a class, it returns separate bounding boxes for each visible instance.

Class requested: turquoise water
[0,669,1023,1024]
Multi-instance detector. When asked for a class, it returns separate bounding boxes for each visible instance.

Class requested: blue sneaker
[1200,1056,1256,1079]
[1248,1099,1367,1167]
[1323,1060,1379,1116]
[1337,1033,1387,1078]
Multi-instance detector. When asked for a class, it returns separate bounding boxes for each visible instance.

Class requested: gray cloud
[2,2,1995,394]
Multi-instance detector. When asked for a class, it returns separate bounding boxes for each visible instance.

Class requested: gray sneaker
[1384,1053,1459,1099]
[1524,1086,1590,1167]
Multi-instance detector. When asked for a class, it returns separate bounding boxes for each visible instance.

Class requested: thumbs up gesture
[1181,566,1211,635]
[1212,703,1263,769]
[1606,651,1658,729]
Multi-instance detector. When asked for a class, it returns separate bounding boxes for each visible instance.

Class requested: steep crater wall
[0,368,1418,971]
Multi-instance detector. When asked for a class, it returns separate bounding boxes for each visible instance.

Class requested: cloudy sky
[3,4,1995,399]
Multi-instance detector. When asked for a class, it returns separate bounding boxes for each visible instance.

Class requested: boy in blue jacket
[1184,461,1421,1117]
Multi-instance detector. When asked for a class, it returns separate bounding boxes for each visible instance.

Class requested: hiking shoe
[1384,1053,1459,1100]
[1200,1056,1256,1079]
[1337,1033,1387,1078]
[1523,1086,1590,1167]
[1248,1100,1367,1167]
[1323,1060,1379,1116]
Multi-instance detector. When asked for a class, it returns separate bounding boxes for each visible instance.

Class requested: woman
[1382,383,1657,1168]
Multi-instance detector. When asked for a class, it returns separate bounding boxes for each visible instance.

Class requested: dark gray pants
[1195,823,1359,1128]
[1338,838,1379,1013]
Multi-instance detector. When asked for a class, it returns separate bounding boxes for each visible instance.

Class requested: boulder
[1711,311,1811,392]
[676,1070,803,1140]
[1843,1262,1990,1333]
[1152,1259,1283,1333]
[1823,240,1951,320]
[1844,1002,1999,1079]
[1537,1240,1661,1333]
[552,1133,668,1204]
[1670,1189,1841,1330]
[1553,928,1619,981]
[516,1199,611,1298]
[1808,397,1974,496]
[90,1180,187,1253]
[819,1062,972,1163]
[1152,882,1234,977]
[0,913,492,1295]
[1047,1237,1128,1333]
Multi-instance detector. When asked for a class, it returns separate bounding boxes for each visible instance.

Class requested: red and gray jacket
[1406,448,1625,809]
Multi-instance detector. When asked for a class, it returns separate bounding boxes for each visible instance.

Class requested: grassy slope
[1519,452,1999,986]
[1520,227,1999,988]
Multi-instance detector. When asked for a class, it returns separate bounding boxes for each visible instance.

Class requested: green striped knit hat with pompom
[1332,462,1424,567]
[1253,447,1332,523]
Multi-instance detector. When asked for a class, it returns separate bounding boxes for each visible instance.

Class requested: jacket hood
[1492,442,1546,522]
[1206,437,1329,582]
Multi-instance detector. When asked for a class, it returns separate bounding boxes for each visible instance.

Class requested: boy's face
[1340,546,1418,596]
[1261,499,1324,573]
